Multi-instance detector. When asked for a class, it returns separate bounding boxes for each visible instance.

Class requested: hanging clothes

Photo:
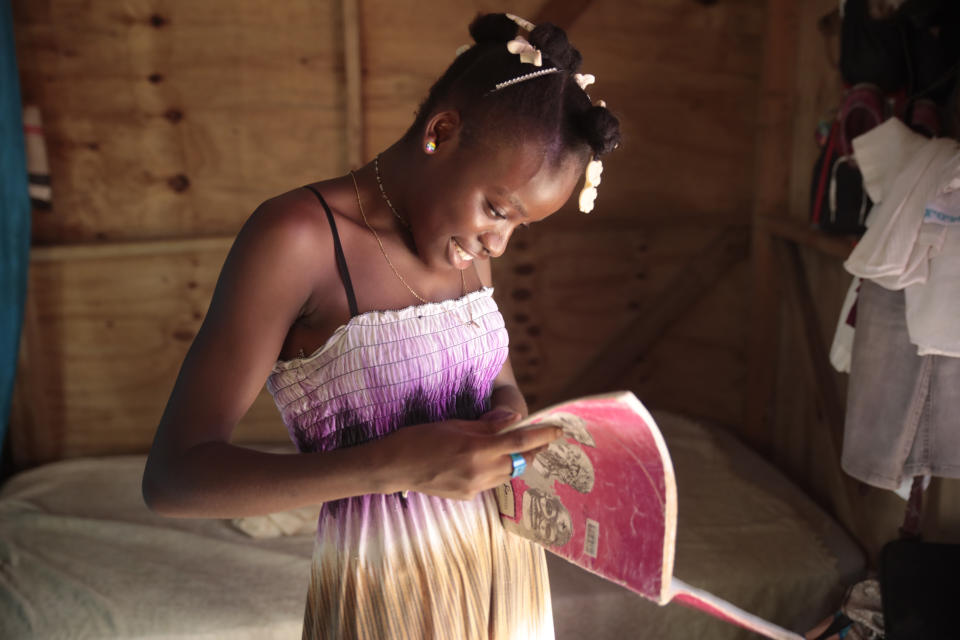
[839,118,960,489]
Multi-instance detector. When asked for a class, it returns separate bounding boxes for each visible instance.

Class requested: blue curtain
[1,2,31,462]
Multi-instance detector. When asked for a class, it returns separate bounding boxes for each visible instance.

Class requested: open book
[495,391,804,640]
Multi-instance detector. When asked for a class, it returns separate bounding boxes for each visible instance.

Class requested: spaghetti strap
[302,185,360,317]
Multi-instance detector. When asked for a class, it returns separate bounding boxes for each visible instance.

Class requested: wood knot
[149,14,167,28]
[511,288,532,301]
[168,174,190,192]
[148,73,164,84]
[164,108,183,123]
[513,263,535,276]
[172,328,194,341]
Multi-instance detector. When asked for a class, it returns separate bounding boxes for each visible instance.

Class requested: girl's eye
[486,201,507,220]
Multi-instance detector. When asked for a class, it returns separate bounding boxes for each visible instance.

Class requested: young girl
[142,13,620,639]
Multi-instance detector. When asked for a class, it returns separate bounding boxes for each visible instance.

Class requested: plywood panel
[629,260,750,427]
[493,223,749,418]
[10,239,289,468]
[14,0,345,243]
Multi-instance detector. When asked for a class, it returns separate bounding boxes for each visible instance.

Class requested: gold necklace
[375,154,411,231]
[350,169,478,326]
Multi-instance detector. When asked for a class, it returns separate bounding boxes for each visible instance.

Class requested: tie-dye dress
[265,288,554,640]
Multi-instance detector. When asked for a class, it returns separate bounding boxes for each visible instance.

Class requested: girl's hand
[374,412,561,501]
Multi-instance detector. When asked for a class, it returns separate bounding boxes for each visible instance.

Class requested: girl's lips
[452,238,475,262]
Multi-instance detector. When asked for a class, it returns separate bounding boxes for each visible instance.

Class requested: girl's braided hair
[403,13,622,167]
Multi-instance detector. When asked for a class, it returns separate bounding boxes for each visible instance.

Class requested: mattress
[0,411,864,639]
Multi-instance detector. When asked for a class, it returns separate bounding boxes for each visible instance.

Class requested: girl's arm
[142,190,370,518]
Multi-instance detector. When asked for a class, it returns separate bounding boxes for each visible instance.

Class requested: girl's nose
[481,228,511,258]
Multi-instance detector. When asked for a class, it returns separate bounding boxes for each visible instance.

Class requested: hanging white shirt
[844,118,960,357]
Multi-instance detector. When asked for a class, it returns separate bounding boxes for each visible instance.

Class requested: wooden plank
[775,238,858,524]
[30,235,234,262]
[10,244,288,469]
[549,226,748,403]
[744,0,801,452]
[757,215,856,260]
[776,240,845,453]
[342,0,364,168]
[13,1,343,243]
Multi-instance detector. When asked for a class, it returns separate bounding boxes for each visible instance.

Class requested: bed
[0,411,864,639]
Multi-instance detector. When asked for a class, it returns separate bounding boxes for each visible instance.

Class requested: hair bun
[529,23,582,73]
[469,13,519,44]
[580,105,622,156]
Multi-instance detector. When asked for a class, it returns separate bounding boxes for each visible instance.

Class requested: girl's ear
[424,109,462,147]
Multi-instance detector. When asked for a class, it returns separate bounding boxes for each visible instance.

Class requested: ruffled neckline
[271,287,495,372]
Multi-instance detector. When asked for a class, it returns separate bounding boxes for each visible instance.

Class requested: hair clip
[507,36,543,67]
[579,158,603,213]
[505,13,536,32]
[491,67,560,93]
[573,74,595,91]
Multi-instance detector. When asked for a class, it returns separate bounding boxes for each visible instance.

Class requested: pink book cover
[496,391,804,640]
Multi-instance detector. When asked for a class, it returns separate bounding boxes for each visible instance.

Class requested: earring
[425,140,437,153]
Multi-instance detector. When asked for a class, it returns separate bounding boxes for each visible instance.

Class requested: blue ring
[509,453,527,478]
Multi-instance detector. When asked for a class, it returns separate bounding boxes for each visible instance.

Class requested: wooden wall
[9,0,767,468]
[14,1,348,243]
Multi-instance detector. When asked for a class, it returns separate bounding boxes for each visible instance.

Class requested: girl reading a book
[142,12,620,639]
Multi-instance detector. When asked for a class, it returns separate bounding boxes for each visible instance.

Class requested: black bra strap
[303,185,360,317]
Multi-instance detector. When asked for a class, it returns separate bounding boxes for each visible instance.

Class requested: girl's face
[408,131,585,271]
